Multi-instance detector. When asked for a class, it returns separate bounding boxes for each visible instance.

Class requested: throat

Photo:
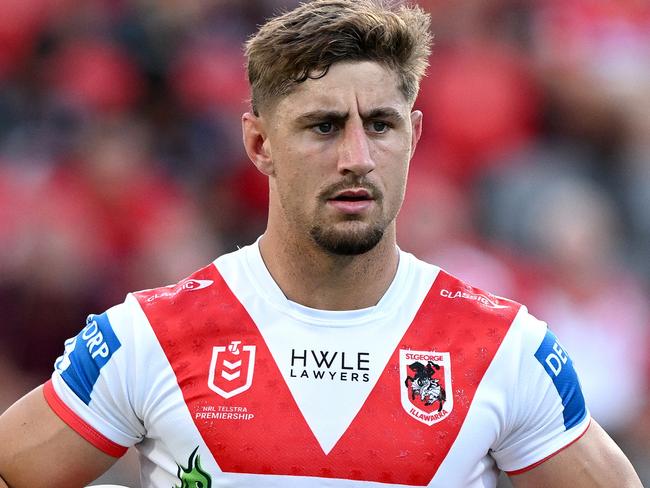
[259,232,399,311]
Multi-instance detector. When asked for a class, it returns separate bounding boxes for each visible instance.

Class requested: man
[0,1,643,487]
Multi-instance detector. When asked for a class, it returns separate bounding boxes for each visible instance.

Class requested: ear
[242,112,274,176]
[409,110,423,158]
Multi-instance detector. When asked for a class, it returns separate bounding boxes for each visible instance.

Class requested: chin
[309,222,385,256]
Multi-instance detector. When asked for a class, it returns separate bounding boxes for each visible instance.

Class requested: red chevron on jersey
[135,266,520,486]
[327,270,520,485]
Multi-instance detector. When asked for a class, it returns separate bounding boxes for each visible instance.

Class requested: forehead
[272,61,408,119]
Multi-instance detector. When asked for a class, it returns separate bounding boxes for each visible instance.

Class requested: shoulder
[409,254,559,362]
[412,252,522,319]
[133,244,253,302]
[133,263,220,305]
[131,245,253,312]
[437,266,550,355]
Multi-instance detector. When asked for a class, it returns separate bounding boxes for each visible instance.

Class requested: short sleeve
[491,310,591,474]
[44,296,146,457]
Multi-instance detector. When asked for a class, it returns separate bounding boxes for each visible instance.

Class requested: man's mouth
[329,189,373,201]
[327,189,374,214]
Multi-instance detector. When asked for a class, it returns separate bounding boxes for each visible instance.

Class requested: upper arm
[0,385,118,488]
[491,317,592,472]
[0,301,149,488]
[510,420,643,488]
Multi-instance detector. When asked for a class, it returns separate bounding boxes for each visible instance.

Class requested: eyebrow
[294,106,405,125]
[363,107,404,122]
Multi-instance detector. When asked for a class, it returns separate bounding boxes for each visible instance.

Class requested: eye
[313,122,336,134]
[369,121,389,133]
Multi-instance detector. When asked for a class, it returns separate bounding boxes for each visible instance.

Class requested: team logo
[208,340,256,399]
[399,350,453,426]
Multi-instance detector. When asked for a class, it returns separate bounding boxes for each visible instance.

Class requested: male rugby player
[0,0,643,486]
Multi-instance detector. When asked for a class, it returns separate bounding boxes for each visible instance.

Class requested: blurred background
[0,0,648,485]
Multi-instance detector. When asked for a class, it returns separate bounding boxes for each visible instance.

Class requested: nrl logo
[399,350,453,426]
[208,340,256,399]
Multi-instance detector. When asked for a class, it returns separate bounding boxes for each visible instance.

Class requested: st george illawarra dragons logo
[399,350,453,426]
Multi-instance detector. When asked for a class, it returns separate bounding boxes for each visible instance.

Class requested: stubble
[308,177,389,256]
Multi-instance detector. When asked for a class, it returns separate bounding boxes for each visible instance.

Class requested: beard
[307,177,390,255]
[277,175,395,256]
[309,220,386,255]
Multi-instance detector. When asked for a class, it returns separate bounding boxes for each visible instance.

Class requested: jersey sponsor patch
[534,329,587,430]
[55,313,122,405]
[400,350,453,425]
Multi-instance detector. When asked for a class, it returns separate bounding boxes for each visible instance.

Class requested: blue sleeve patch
[534,329,587,430]
[55,313,122,405]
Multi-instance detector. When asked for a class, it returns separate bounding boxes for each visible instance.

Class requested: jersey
[45,241,590,487]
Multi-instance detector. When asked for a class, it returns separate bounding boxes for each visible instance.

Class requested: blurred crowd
[0,0,648,485]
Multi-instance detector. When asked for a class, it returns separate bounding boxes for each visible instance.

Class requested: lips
[329,188,373,201]
[327,188,374,214]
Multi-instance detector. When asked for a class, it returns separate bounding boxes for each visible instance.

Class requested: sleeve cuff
[43,379,128,458]
[505,418,592,476]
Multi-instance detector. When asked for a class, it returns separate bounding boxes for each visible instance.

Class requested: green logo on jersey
[174,446,212,488]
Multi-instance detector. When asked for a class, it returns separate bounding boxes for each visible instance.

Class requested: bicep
[0,385,118,488]
[509,420,643,488]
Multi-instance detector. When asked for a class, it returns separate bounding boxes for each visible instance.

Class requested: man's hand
[510,420,643,488]
[0,385,118,488]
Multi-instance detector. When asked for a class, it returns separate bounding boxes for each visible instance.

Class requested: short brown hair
[245,0,432,115]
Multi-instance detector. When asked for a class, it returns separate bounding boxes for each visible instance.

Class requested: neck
[258,225,399,311]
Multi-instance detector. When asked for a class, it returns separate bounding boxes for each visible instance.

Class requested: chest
[136,272,516,486]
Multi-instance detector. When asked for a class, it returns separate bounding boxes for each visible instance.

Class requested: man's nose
[337,121,375,176]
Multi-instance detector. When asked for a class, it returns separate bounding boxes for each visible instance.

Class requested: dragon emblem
[404,360,447,412]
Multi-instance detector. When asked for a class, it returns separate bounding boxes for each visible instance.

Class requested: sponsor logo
[54,335,78,373]
[208,340,256,399]
[146,279,214,302]
[440,289,508,309]
[182,279,214,291]
[534,329,587,429]
[174,447,212,488]
[400,350,453,426]
[289,349,371,382]
[58,313,122,405]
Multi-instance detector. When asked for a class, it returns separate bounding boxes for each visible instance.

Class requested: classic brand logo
[439,288,508,309]
[146,278,214,302]
[208,340,256,399]
[400,350,453,426]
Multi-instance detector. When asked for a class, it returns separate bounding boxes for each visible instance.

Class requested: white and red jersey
[45,241,590,487]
